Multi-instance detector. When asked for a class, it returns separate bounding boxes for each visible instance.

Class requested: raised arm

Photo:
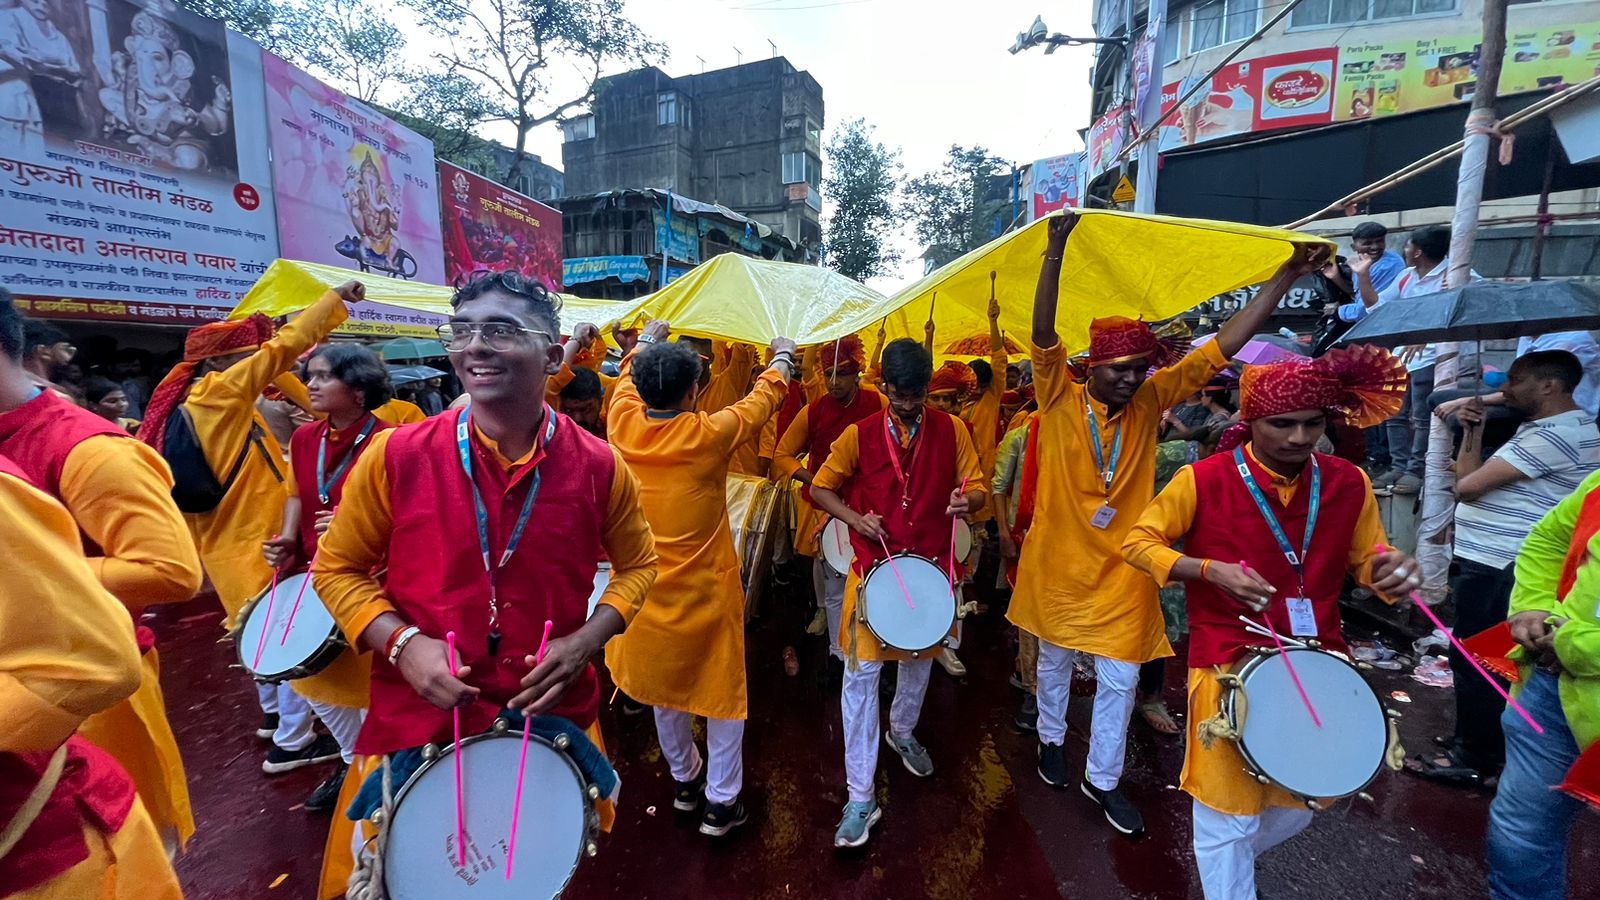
[214,284,359,403]
[708,338,796,451]
[1032,216,1076,350]
[1213,248,1326,360]
[773,405,814,485]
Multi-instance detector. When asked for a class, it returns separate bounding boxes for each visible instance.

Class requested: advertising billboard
[437,160,561,290]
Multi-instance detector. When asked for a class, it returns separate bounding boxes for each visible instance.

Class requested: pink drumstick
[875,531,916,611]
[278,551,316,646]
[505,619,554,880]
[446,631,466,867]
[251,543,282,670]
[1239,561,1323,729]
[948,477,969,587]
[1375,545,1544,735]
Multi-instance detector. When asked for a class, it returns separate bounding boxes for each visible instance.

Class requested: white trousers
[1035,640,1137,791]
[813,556,846,661]
[841,659,933,803]
[255,681,316,751]
[653,708,746,805]
[1415,414,1455,604]
[304,698,365,764]
[1192,799,1313,900]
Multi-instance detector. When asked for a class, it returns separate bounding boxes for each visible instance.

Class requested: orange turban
[1087,316,1189,369]
[139,314,276,453]
[928,361,978,399]
[819,335,865,376]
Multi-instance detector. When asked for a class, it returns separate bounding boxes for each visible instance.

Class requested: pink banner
[438,160,561,291]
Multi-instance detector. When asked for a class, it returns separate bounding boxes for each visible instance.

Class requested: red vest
[357,409,614,755]
[801,388,885,505]
[843,408,960,576]
[287,413,392,571]
[1184,449,1367,667]
[0,451,135,893]
[775,380,805,447]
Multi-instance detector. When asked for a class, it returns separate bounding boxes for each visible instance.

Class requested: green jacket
[1509,467,1600,751]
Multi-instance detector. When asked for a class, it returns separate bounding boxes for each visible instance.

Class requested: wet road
[161,562,1597,899]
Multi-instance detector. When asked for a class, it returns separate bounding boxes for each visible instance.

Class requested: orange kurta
[185,289,348,623]
[701,342,765,477]
[961,348,1008,523]
[372,397,426,425]
[1006,338,1228,663]
[812,414,985,663]
[54,435,200,848]
[605,352,787,719]
[0,466,180,898]
[1122,455,1385,814]
[772,390,889,558]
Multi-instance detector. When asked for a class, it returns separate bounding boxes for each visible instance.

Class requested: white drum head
[953,521,973,564]
[238,574,338,680]
[587,565,611,618]
[860,554,956,652]
[821,518,854,575]
[385,734,588,900]
[1235,648,1388,799]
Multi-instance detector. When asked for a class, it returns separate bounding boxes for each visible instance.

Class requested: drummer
[313,272,658,840]
[808,338,985,849]
[260,343,397,807]
[1121,349,1421,900]
[773,335,887,680]
[604,319,795,838]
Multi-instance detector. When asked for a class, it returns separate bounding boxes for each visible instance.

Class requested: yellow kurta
[812,413,986,663]
[372,397,426,424]
[1006,338,1228,663]
[1121,445,1389,815]
[605,352,786,719]
[700,342,765,477]
[52,435,201,847]
[961,348,1008,523]
[185,288,348,623]
[772,390,889,558]
[0,466,181,899]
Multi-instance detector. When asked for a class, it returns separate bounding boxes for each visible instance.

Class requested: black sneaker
[1037,741,1069,787]
[1015,694,1038,733]
[303,762,348,813]
[1081,778,1145,836]
[619,694,648,717]
[256,712,279,741]
[263,734,341,775]
[698,799,748,837]
[673,772,706,812]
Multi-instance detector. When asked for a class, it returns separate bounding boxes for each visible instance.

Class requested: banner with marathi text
[0,4,278,326]
[437,160,561,291]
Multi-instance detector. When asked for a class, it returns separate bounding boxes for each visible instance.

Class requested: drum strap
[346,755,395,900]
[0,744,68,862]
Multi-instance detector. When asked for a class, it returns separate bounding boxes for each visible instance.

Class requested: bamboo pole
[1445,0,1509,290]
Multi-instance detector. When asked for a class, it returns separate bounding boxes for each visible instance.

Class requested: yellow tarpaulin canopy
[629,253,891,346]
[881,209,1335,357]
[229,259,651,339]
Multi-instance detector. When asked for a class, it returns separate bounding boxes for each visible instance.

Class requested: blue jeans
[1385,367,1433,477]
[1486,669,1582,900]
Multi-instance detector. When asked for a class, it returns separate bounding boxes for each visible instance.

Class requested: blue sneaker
[834,800,881,848]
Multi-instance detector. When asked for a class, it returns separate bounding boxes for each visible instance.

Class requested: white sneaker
[937,647,966,677]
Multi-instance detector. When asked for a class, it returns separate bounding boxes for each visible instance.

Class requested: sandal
[1404,748,1483,785]
[1139,700,1181,735]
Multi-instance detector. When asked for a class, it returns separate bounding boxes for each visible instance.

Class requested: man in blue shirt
[1330,221,1406,323]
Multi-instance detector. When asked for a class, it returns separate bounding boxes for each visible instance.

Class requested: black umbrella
[1338,281,1600,347]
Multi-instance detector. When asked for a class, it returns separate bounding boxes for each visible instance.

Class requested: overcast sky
[499,0,1101,291]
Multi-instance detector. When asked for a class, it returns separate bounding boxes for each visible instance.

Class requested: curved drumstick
[874,531,916,612]
[1377,544,1543,735]
[446,631,466,867]
[251,544,282,670]
[1239,561,1322,729]
[506,619,554,880]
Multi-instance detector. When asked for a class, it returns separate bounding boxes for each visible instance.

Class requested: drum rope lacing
[345,755,396,900]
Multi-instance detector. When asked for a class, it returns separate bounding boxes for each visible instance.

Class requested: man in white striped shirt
[1411,350,1600,787]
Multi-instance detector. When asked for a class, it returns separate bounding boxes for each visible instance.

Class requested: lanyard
[883,412,923,509]
[1085,396,1124,496]
[456,405,556,644]
[1233,446,1320,590]
[316,417,377,504]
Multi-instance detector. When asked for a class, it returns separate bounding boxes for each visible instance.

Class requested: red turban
[818,335,865,376]
[139,314,276,453]
[928,361,978,399]
[1219,345,1407,454]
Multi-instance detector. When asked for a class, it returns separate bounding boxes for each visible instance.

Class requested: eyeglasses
[436,322,552,352]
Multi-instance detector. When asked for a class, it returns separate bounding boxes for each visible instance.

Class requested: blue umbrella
[387,364,448,386]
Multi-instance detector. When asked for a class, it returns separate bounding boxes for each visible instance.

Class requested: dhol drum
[728,474,783,619]
[820,517,854,575]
[234,573,346,682]
[586,564,611,618]
[858,553,957,654]
[383,725,599,899]
[954,520,974,567]
[1217,646,1400,804]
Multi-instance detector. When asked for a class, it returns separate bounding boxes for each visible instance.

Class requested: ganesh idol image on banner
[0,0,279,326]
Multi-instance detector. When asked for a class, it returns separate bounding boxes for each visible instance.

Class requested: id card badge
[1285,596,1318,637]
[1090,504,1117,529]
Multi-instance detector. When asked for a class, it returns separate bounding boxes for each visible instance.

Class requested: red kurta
[1183,450,1368,667]
[357,410,614,755]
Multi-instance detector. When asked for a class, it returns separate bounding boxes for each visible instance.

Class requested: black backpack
[164,407,282,514]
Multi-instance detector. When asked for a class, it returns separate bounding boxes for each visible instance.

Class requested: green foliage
[822,119,902,283]
[905,145,1013,269]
